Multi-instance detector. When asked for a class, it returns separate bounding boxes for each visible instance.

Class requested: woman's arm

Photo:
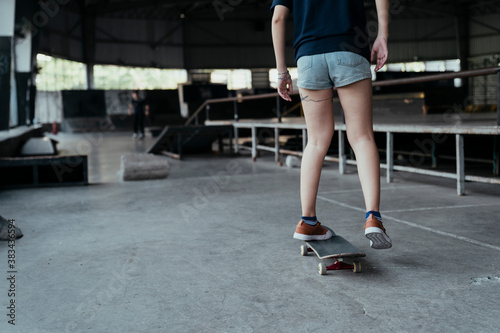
[371,0,389,72]
[271,5,292,101]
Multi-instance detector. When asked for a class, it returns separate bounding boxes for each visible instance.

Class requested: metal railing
[218,119,499,195]
[185,67,500,126]
[198,67,500,195]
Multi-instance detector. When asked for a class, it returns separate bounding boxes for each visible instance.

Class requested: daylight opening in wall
[36,54,189,91]
[36,54,87,91]
[93,65,188,90]
[210,69,252,90]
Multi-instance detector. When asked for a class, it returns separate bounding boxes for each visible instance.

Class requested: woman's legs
[299,87,335,217]
[295,81,389,245]
[336,78,380,212]
[337,78,391,249]
[298,79,380,216]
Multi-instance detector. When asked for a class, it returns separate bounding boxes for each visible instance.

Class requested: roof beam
[86,0,215,16]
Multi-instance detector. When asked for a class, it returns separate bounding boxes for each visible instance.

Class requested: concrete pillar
[86,63,94,90]
[15,30,32,126]
[10,56,18,127]
[0,0,16,130]
[80,1,95,90]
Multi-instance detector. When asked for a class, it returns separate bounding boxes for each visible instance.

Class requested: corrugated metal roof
[30,0,500,68]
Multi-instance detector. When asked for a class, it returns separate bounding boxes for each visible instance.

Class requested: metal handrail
[372,67,499,87]
[184,92,279,126]
[184,67,500,126]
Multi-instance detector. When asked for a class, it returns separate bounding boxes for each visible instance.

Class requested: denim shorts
[297,52,372,90]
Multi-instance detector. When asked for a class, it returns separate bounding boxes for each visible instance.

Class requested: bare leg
[299,88,335,217]
[337,79,380,212]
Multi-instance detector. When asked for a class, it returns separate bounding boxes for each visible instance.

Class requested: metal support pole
[431,139,437,168]
[177,131,183,160]
[274,127,280,163]
[339,130,346,174]
[205,104,210,121]
[251,126,257,162]
[217,134,223,153]
[233,100,239,122]
[276,96,282,123]
[302,129,307,151]
[386,132,394,183]
[234,127,239,154]
[493,136,499,176]
[228,127,234,154]
[497,70,500,126]
[456,134,465,195]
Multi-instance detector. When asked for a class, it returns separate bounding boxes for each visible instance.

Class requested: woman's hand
[371,36,388,72]
[277,73,293,102]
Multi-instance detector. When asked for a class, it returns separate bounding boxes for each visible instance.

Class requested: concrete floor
[1,132,500,333]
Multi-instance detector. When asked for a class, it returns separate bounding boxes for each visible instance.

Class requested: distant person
[128,90,149,139]
[271,0,392,249]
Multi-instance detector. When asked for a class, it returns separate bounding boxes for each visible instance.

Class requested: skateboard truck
[319,260,361,275]
[301,244,363,275]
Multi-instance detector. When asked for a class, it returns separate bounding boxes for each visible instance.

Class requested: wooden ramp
[146,125,233,159]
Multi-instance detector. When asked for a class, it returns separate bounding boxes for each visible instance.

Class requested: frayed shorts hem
[297,74,372,90]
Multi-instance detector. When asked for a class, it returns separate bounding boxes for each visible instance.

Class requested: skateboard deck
[300,227,366,275]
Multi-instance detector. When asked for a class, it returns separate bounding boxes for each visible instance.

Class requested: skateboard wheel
[300,245,309,256]
[318,263,327,275]
[353,261,361,273]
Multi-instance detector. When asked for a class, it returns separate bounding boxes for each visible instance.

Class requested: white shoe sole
[365,227,392,249]
[293,229,333,241]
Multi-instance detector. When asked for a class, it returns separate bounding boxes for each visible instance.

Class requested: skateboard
[300,227,366,275]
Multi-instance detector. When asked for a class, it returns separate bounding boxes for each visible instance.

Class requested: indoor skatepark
[1,1,500,332]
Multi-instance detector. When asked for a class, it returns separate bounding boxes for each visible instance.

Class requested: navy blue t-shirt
[271,0,371,63]
[131,99,147,115]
